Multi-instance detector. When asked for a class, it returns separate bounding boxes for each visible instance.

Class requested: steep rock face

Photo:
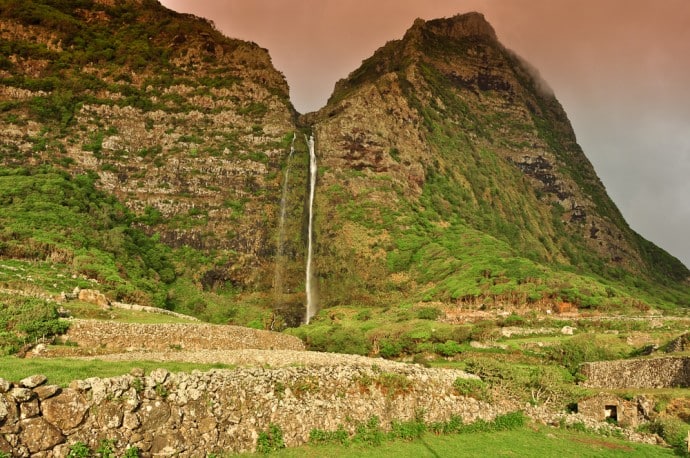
[308,13,688,308]
[0,0,295,288]
[0,4,687,318]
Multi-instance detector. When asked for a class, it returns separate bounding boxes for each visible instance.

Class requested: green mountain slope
[0,0,300,320]
[306,13,689,313]
[0,4,687,329]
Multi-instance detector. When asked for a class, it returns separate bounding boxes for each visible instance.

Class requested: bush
[256,423,285,454]
[378,338,404,358]
[453,377,489,401]
[546,333,630,374]
[309,426,349,446]
[416,306,442,320]
[435,340,462,357]
[470,320,500,342]
[0,294,69,355]
[643,418,690,454]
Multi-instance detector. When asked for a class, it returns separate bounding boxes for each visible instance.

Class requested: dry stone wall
[580,356,690,389]
[0,364,507,457]
[60,320,305,352]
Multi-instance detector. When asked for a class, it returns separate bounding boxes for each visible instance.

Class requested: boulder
[19,374,47,389]
[19,417,65,452]
[78,288,110,308]
[41,389,89,430]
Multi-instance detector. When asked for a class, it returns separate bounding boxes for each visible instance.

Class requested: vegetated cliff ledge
[580,356,690,389]
[0,363,497,456]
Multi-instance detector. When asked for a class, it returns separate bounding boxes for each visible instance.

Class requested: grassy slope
[239,427,675,457]
[0,167,175,304]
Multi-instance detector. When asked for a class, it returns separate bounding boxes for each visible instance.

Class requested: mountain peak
[406,12,497,42]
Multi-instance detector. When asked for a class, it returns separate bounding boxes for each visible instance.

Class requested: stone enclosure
[0,363,507,457]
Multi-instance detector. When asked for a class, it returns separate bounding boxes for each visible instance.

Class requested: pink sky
[160,0,690,268]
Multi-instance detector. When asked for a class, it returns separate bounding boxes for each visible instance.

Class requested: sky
[160,0,690,270]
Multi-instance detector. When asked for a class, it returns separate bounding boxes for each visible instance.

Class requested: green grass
[65,301,197,324]
[0,357,235,386]
[237,425,675,457]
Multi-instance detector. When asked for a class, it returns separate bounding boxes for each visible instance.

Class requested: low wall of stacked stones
[60,320,306,352]
[580,356,690,389]
[0,364,508,457]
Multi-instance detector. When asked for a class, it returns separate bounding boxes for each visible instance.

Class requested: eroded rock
[19,417,65,452]
[41,389,89,430]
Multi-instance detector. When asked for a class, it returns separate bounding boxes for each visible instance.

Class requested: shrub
[378,338,404,358]
[309,426,349,446]
[353,416,385,446]
[453,377,489,401]
[435,340,463,357]
[470,320,500,341]
[389,418,426,440]
[643,418,690,454]
[416,306,442,320]
[256,423,285,454]
[547,333,630,374]
[67,442,91,458]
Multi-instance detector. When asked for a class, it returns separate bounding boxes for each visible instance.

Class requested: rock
[33,384,61,400]
[0,435,11,454]
[139,400,171,430]
[130,367,145,377]
[19,417,65,452]
[10,388,33,402]
[560,326,575,335]
[0,378,11,393]
[123,411,141,430]
[41,389,89,430]
[77,288,110,308]
[31,343,47,355]
[0,396,8,422]
[151,368,170,384]
[19,374,47,389]
[19,399,40,419]
[96,402,123,429]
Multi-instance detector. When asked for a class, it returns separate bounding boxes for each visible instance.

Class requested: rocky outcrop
[0,363,502,456]
[77,289,110,308]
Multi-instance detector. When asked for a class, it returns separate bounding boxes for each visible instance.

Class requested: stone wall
[580,356,690,389]
[59,320,305,352]
[0,364,507,457]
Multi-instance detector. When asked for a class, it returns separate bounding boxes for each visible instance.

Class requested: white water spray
[274,133,296,294]
[305,134,317,324]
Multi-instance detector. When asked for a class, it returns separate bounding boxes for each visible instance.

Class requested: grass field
[238,426,676,457]
[0,357,234,386]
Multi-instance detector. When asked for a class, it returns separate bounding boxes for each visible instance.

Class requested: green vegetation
[0,356,234,386]
[239,413,674,457]
[66,440,139,458]
[0,166,175,306]
[0,291,67,355]
[257,424,286,454]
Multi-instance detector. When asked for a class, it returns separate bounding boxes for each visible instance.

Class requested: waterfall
[273,133,296,295]
[305,134,317,324]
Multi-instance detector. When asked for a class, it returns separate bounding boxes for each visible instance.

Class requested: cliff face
[0,4,687,320]
[0,0,295,291]
[307,13,689,309]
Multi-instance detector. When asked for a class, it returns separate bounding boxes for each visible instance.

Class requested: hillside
[0,3,687,336]
[302,13,689,315]
[0,0,298,321]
